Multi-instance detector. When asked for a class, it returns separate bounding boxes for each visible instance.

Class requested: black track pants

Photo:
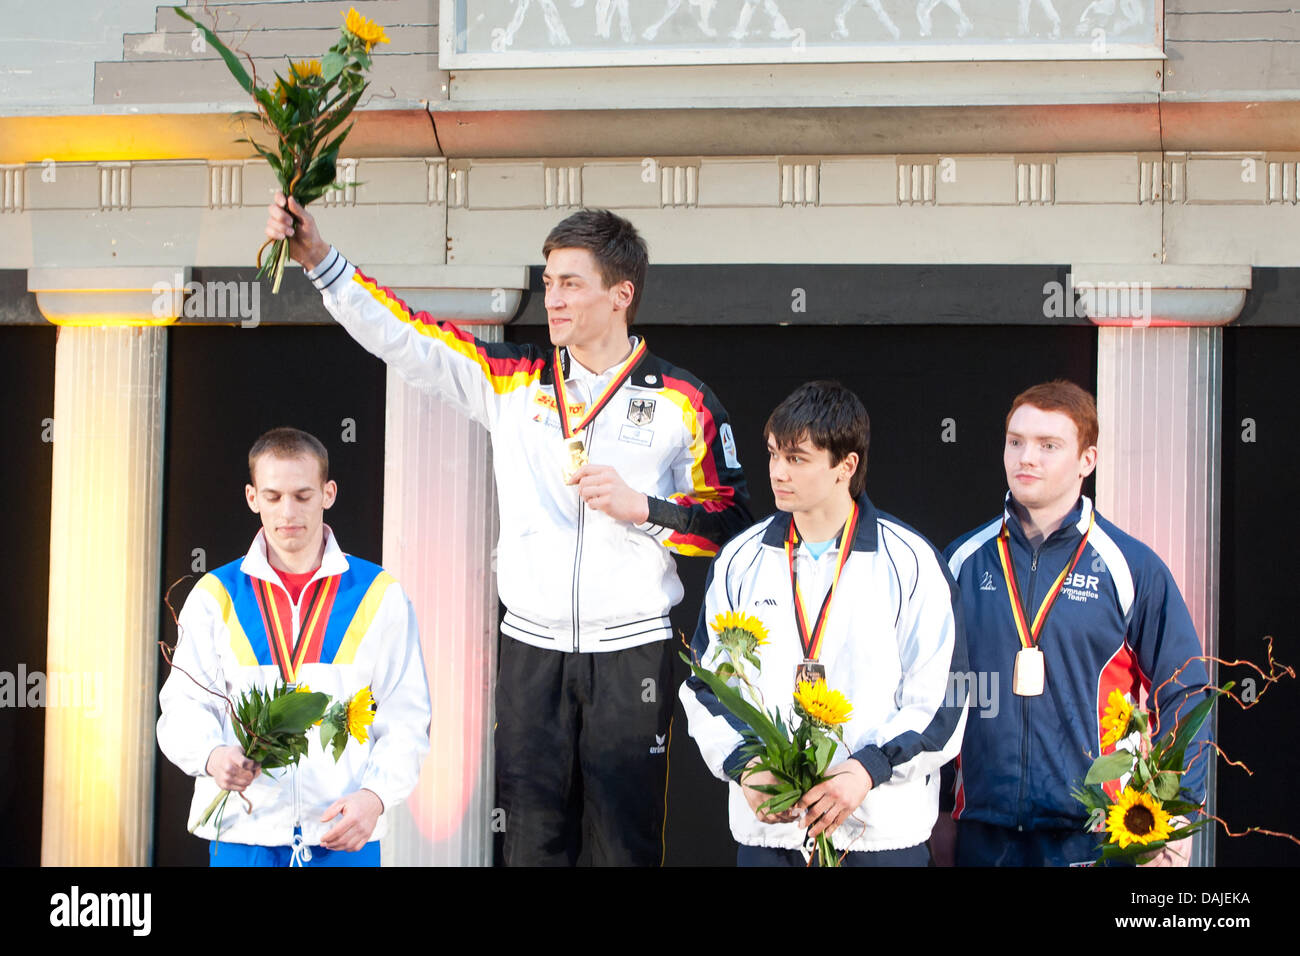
[495,636,675,866]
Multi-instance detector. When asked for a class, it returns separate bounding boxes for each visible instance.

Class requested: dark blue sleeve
[1131,556,1213,808]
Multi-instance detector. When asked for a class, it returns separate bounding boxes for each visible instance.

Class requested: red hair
[1006,380,1098,452]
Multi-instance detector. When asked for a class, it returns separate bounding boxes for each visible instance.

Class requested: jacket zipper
[274,576,307,840]
[290,587,303,836]
[1016,542,1042,830]
[570,379,590,653]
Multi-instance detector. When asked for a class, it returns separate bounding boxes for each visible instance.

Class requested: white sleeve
[678,549,752,784]
[849,539,969,788]
[358,585,432,811]
[308,247,535,429]
[156,582,232,779]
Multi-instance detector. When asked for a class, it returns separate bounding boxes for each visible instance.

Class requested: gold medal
[794,660,827,690]
[561,435,588,484]
[1012,646,1045,696]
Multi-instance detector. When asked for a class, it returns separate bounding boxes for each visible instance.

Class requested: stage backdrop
[0,326,56,867]
[1218,326,1300,866]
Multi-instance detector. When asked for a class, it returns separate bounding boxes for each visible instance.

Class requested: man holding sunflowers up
[681,382,969,866]
[157,428,431,867]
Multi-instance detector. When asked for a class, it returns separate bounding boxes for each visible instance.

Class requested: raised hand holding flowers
[173,6,389,292]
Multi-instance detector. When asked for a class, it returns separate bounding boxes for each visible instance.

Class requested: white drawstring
[289,831,313,867]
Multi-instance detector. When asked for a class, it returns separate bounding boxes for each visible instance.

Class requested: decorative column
[1081,263,1249,868]
[30,267,177,865]
[376,268,525,866]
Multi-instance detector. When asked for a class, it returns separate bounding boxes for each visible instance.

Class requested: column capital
[28,266,189,326]
[1071,263,1251,327]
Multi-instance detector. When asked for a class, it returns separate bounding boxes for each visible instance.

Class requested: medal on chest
[996,512,1094,696]
[552,341,647,483]
[560,435,588,484]
[1012,646,1045,697]
[785,504,859,691]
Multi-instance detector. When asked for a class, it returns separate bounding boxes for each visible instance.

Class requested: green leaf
[1165,820,1207,841]
[1084,749,1137,786]
[1158,686,1226,775]
[322,51,346,84]
[173,8,254,94]
[1151,767,1181,802]
[760,790,801,813]
[812,733,836,775]
[236,138,288,179]
[1160,799,1205,817]
[294,152,338,200]
[320,124,355,163]
[682,653,789,754]
[308,91,363,152]
[1070,782,1111,813]
[1131,709,1148,734]
[1133,758,1151,787]
[265,690,329,734]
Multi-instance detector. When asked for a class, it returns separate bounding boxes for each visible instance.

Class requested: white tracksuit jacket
[681,494,970,853]
[305,247,751,653]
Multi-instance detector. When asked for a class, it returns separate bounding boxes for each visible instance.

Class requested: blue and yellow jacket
[945,495,1211,831]
[157,529,431,847]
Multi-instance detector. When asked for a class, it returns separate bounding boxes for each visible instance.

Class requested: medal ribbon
[552,339,648,439]
[784,501,860,662]
[996,512,1094,650]
[253,575,339,683]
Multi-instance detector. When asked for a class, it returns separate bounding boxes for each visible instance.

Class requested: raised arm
[265,194,544,427]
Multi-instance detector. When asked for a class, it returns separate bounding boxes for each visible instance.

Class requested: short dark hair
[248,427,329,485]
[765,381,870,497]
[1006,380,1098,452]
[542,208,649,325]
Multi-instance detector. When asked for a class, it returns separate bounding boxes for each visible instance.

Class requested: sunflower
[273,59,324,103]
[1105,787,1174,849]
[794,679,853,728]
[710,611,770,646]
[1100,688,1134,749]
[289,58,323,82]
[345,685,377,744]
[344,7,390,51]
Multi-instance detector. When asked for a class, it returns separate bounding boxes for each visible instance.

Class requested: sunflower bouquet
[683,611,855,867]
[192,682,377,839]
[173,6,389,293]
[1069,684,1223,863]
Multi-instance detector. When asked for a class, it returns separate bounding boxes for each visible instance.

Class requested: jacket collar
[761,489,880,552]
[1002,492,1093,547]
[542,336,650,387]
[240,524,349,585]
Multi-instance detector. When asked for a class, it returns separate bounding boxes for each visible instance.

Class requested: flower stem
[190,789,231,834]
[816,833,839,868]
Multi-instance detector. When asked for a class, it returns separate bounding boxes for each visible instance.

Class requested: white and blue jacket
[945,495,1211,830]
